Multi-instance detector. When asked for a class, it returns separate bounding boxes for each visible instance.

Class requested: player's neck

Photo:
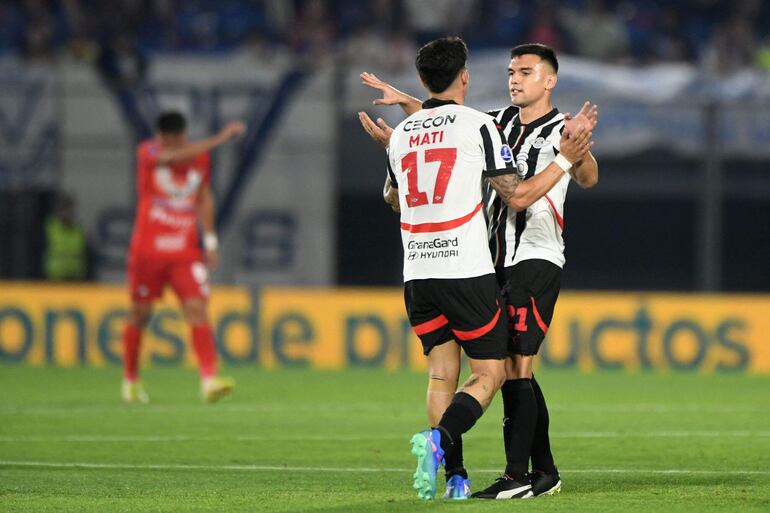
[518,100,553,124]
[429,93,464,105]
[429,85,465,105]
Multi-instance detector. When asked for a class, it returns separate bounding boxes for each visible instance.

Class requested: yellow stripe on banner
[258,289,769,373]
[0,283,253,368]
[1,284,769,373]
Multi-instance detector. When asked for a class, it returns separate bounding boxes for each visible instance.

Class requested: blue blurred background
[1,0,769,292]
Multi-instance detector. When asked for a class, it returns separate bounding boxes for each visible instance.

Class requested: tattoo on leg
[430,375,446,381]
[463,375,479,389]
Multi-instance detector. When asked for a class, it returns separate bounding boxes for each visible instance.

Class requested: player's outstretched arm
[196,185,218,269]
[157,121,246,165]
[359,111,394,149]
[361,72,421,116]
[488,125,594,212]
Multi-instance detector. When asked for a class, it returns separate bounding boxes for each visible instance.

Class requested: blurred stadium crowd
[2,0,770,75]
[2,0,770,290]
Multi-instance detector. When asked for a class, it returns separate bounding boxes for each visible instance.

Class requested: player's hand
[564,101,598,134]
[358,111,393,149]
[220,121,247,141]
[559,124,594,164]
[360,72,408,106]
[206,249,219,271]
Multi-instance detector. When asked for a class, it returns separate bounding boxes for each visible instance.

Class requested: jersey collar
[517,107,560,128]
[422,98,458,109]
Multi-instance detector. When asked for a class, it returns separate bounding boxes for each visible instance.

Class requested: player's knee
[129,304,151,327]
[182,300,208,325]
[428,374,458,393]
[504,357,517,380]
[486,362,507,389]
[514,367,533,379]
[512,355,534,379]
[428,363,460,387]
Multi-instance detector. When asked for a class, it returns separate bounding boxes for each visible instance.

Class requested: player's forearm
[506,164,566,212]
[571,152,599,189]
[485,174,521,208]
[197,189,216,234]
[400,95,422,116]
[158,134,228,165]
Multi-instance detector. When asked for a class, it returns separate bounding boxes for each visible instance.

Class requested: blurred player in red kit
[122,111,245,403]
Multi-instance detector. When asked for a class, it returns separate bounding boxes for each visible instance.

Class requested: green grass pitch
[1,366,769,512]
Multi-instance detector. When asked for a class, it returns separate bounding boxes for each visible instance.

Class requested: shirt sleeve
[386,150,398,188]
[139,141,158,168]
[479,118,515,177]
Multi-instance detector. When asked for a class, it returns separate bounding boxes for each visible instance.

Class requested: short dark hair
[415,37,468,93]
[510,43,559,73]
[156,111,187,134]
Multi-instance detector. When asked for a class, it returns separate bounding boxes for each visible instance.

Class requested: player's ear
[461,68,469,86]
[545,72,557,91]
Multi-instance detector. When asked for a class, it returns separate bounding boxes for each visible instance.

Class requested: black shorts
[404,273,507,360]
[501,259,562,356]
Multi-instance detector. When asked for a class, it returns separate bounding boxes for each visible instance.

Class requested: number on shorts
[513,307,528,332]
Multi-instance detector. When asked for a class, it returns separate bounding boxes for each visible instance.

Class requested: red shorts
[128,253,210,303]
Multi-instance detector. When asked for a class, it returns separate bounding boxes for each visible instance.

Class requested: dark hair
[415,37,468,93]
[510,43,559,73]
[156,111,187,134]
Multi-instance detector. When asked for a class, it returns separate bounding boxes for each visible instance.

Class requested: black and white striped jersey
[485,106,571,269]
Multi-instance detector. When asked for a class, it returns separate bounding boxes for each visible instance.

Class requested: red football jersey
[129,139,211,260]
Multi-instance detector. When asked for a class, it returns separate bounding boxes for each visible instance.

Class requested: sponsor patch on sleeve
[500,144,513,162]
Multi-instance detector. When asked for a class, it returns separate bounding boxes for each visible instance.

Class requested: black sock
[502,378,537,481]
[435,392,483,454]
[501,380,517,466]
[444,435,467,480]
[530,375,557,474]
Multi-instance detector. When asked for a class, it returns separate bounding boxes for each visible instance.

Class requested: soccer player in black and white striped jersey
[359,43,598,499]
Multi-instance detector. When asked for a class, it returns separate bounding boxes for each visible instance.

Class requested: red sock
[123,323,142,381]
[191,324,217,378]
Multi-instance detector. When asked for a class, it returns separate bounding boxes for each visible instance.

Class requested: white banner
[347,50,770,157]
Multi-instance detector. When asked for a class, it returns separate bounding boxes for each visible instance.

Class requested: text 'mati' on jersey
[129,140,211,260]
[485,106,571,269]
[387,99,515,282]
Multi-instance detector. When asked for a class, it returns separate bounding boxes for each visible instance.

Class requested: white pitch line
[1,403,767,416]
[0,460,768,476]
[0,431,769,443]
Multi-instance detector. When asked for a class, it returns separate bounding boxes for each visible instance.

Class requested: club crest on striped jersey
[500,144,513,163]
[515,153,529,177]
[531,137,547,149]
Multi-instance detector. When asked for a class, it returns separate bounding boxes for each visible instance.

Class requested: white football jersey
[388,99,515,282]
[485,106,571,268]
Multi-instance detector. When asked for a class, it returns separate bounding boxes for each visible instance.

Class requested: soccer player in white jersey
[363,37,593,500]
[360,44,597,499]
